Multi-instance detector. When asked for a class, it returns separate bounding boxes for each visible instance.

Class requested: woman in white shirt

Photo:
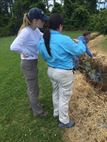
[10,7,48,117]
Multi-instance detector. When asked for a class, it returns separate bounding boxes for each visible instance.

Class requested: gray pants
[21,59,43,115]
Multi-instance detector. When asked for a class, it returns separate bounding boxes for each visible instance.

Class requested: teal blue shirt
[38,30,86,70]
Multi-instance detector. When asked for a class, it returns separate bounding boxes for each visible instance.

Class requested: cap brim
[42,15,49,21]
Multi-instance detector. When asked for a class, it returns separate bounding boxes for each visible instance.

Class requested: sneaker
[58,120,75,128]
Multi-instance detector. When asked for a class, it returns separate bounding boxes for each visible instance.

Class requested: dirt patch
[63,35,107,142]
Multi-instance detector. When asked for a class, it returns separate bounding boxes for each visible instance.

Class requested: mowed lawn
[0,31,82,142]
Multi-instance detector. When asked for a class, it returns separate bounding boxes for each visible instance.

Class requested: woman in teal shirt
[38,14,86,128]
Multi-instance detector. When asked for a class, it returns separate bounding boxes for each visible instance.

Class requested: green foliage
[84,0,97,13]
[0,0,10,15]
[96,9,107,34]
[64,5,89,30]
[64,0,75,18]
[29,1,46,12]
[87,9,107,34]
[0,15,12,36]
[52,2,64,14]
[0,17,20,37]
[72,5,89,28]
[63,0,98,31]
[0,0,107,36]
[87,14,98,31]
[0,14,9,26]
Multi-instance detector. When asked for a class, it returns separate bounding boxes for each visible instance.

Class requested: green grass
[0,32,82,142]
[63,30,82,38]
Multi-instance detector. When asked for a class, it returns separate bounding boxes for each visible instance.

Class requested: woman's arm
[10,28,30,56]
[64,36,86,56]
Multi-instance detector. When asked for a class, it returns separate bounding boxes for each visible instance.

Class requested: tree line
[0,0,107,37]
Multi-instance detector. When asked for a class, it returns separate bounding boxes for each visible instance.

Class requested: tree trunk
[53,0,56,6]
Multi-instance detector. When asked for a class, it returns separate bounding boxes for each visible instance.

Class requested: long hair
[18,13,31,34]
[43,13,63,56]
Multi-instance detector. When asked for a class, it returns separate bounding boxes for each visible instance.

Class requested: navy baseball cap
[28,8,48,21]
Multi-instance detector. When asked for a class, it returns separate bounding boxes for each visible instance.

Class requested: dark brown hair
[43,13,63,56]
[83,31,91,36]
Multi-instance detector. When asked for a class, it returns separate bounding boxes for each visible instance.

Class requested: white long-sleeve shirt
[10,26,43,60]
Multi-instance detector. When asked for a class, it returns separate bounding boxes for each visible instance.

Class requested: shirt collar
[50,29,61,34]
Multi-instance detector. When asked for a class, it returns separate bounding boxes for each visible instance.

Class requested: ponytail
[43,29,51,56]
[18,13,31,34]
[43,14,63,56]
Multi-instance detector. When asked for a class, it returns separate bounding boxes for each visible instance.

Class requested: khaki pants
[21,59,43,115]
[48,67,74,124]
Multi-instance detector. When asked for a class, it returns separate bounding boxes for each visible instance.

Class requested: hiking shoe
[58,120,75,128]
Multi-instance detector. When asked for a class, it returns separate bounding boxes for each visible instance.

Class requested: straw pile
[63,35,107,142]
[64,73,107,142]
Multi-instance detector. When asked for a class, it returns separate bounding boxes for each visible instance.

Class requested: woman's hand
[73,39,79,43]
